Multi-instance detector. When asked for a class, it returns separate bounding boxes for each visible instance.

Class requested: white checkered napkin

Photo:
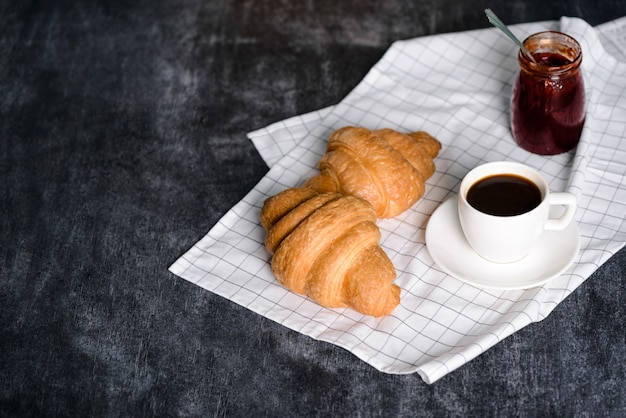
[595,16,626,62]
[170,17,626,384]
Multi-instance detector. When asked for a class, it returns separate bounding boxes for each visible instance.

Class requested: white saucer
[425,196,580,290]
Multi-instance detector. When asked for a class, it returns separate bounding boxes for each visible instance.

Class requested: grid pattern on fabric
[170,17,626,384]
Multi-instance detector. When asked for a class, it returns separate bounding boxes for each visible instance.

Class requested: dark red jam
[534,52,571,67]
[511,32,585,155]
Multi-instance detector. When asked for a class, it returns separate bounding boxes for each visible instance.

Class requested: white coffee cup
[458,161,577,263]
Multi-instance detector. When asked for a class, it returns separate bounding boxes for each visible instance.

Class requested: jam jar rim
[517,30,583,78]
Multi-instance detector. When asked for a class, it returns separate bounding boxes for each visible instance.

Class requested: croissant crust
[260,188,400,317]
[260,126,441,316]
[303,126,441,217]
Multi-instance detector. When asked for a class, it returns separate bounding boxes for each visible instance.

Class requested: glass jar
[510,31,585,155]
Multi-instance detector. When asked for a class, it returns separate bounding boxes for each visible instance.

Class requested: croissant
[260,187,400,317]
[303,126,441,218]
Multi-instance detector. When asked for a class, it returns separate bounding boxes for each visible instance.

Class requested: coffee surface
[467,174,542,216]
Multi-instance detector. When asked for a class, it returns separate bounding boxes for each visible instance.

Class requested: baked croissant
[260,187,400,317]
[303,126,441,218]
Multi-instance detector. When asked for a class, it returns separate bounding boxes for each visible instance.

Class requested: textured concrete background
[1,0,625,416]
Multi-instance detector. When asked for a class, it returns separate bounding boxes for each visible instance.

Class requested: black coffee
[467,174,542,216]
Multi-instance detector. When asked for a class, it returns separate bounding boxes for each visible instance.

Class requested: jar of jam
[510,31,585,155]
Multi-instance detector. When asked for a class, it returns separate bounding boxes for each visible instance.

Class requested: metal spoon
[485,8,537,63]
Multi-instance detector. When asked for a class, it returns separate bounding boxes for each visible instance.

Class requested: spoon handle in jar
[485,9,537,63]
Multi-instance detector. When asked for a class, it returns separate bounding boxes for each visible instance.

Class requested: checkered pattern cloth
[170,17,626,383]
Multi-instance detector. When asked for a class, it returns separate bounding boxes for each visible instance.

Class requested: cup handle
[545,192,577,230]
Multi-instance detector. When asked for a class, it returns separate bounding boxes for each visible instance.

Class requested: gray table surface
[2,0,626,416]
